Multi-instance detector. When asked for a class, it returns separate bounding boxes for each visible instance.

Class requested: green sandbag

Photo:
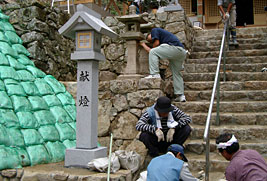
[0,52,9,66]
[34,78,54,95]
[0,91,13,109]
[6,127,25,147]
[0,80,4,91]
[0,21,15,32]
[21,129,44,146]
[0,146,21,170]
[64,105,76,121]
[14,147,31,167]
[68,122,76,131]
[50,106,73,123]
[10,95,32,112]
[0,31,9,43]
[63,140,76,149]
[0,66,19,80]
[17,70,35,82]
[16,112,39,129]
[0,41,18,57]
[5,31,23,44]
[0,125,9,145]
[28,96,49,111]
[0,109,20,128]
[33,110,56,126]
[42,94,62,107]
[17,54,34,66]
[26,145,51,166]
[5,81,27,96]
[0,80,5,91]
[45,141,66,163]
[26,66,46,78]
[55,123,76,141]
[44,75,66,94]
[38,125,60,141]
[56,92,75,105]
[7,55,26,70]
[0,12,9,20]
[12,44,30,56]
[20,82,40,96]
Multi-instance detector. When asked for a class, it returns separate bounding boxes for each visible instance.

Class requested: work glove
[224,12,230,20]
[166,128,175,142]
[155,129,164,142]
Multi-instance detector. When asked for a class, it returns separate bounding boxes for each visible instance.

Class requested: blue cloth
[147,153,184,181]
[151,28,184,48]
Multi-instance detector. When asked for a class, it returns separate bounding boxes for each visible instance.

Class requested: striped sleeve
[172,106,192,128]
[136,111,156,134]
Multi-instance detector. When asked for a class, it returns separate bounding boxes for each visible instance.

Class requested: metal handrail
[203,19,229,181]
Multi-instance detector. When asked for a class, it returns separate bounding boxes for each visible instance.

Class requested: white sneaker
[174,94,186,102]
[145,74,161,79]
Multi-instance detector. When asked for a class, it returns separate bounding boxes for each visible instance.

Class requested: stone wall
[0,0,76,81]
[0,0,195,172]
[0,0,195,83]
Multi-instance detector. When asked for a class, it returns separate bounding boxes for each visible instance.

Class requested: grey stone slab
[64,147,107,168]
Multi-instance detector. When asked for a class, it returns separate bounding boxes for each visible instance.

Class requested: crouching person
[136,96,192,157]
[147,144,198,181]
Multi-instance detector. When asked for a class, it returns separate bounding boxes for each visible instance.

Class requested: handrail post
[216,73,220,126]
[205,134,210,181]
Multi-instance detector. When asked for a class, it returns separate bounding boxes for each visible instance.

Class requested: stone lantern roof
[59,4,118,39]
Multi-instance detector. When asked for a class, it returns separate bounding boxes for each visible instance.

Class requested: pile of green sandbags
[0,9,76,170]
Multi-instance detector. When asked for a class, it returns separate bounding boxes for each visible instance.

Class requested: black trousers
[139,124,191,157]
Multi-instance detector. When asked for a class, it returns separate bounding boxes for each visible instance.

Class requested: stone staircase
[173,26,267,178]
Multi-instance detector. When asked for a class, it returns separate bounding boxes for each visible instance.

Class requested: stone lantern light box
[59,4,118,168]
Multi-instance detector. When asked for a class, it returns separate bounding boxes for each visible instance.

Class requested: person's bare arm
[140,42,151,53]
[219,5,226,18]
[227,2,233,13]
[152,39,160,48]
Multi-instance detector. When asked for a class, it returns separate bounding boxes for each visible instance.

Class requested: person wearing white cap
[147,144,198,181]
[216,133,267,181]
[136,96,192,157]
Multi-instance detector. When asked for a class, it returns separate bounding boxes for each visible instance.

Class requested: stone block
[111,111,138,139]
[110,79,138,94]
[138,78,163,90]
[1,169,17,178]
[127,90,164,108]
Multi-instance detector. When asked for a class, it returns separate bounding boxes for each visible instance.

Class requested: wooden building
[179,0,267,28]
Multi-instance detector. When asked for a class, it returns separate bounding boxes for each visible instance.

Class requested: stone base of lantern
[64,147,107,168]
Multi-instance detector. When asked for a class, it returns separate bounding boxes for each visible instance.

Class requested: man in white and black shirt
[136,96,192,157]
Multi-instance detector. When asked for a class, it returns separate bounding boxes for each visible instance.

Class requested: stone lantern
[117,13,148,79]
[59,4,118,168]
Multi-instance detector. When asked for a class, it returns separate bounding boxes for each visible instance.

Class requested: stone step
[184,90,267,101]
[190,124,267,141]
[185,139,267,156]
[194,26,267,37]
[194,38,267,47]
[186,56,267,64]
[189,49,267,59]
[192,43,267,52]
[186,152,228,172]
[188,112,267,126]
[173,101,267,113]
[195,32,267,41]
[185,63,267,73]
[186,152,267,172]
[183,72,267,82]
[184,81,267,91]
